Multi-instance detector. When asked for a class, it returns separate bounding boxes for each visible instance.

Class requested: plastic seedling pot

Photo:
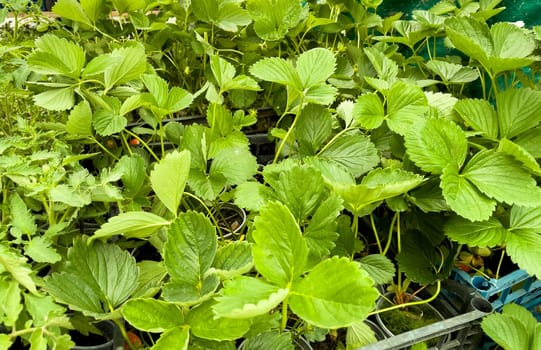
[70,320,123,350]
[375,292,450,350]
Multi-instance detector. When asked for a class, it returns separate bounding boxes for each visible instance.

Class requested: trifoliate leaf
[44,239,138,316]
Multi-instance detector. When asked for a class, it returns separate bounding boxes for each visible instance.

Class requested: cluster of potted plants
[1,0,540,349]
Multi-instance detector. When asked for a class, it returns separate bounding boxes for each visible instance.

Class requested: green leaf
[496,88,541,139]
[304,196,343,267]
[0,335,11,350]
[132,261,166,299]
[92,97,127,136]
[296,48,336,88]
[510,205,541,231]
[408,178,449,213]
[333,168,424,216]
[289,257,378,328]
[66,101,93,136]
[463,150,541,207]
[0,279,22,327]
[33,87,75,111]
[498,139,541,176]
[363,46,398,82]
[454,98,499,139]
[250,57,301,88]
[28,34,85,79]
[346,321,378,349]
[445,17,491,69]
[142,73,170,108]
[210,55,236,89]
[0,245,38,294]
[213,276,288,318]
[44,239,138,316]
[111,0,145,13]
[30,329,47,350]
[209,142,258,187]
[188,300,251,341]
[104,45,147,90]
[234,182,275,212]
[223,75,260,92]
[10,193,37,237]
[303,83,337,105]
[266,165,327,222]
[296,104,332,156]
[506,230,541,278]
[163,212,218,304]
[425,91,458,120]
[515,127,541,159]
[247,0,304,41]
[25,237,61,264]
[444,216,506,247]
[491,21,536,58]
[52,0,93,26]
[115,155,146,198]
[252,202,308,286]
[534,324,541,350]
[240,332,294,350]
[446,17,536,75]
[91,211,170,241]
[192,0,252,32]
[426,60,479,84]
[386,81,428,136]
[122,299,184,332]
[440,163,496,222]
[353,93,385,130]
[24,294,65,327]
[212,241,253,279]
[318,132,379,178]
[207,103,234,137]
[503,304,538,336]
[150,150,191,216]
[151,327,189,350]
[481,313,530,350]
[358,255,395,285]
[405,118,468,174]
[397,231,441,285]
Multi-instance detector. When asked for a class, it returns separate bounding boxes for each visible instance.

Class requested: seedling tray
[453,268,541,320]
[360,280,493,350]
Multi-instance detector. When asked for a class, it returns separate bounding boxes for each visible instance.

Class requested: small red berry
[124,331,143,350]
[129,138,141,146]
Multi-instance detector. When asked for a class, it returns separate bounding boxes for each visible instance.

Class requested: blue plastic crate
[453,268,541,320]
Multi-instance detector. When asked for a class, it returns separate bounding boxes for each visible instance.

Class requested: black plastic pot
[70,320,123,350]
[213,203,247,239]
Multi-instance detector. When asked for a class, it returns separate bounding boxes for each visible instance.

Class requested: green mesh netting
[378,0,541,27]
